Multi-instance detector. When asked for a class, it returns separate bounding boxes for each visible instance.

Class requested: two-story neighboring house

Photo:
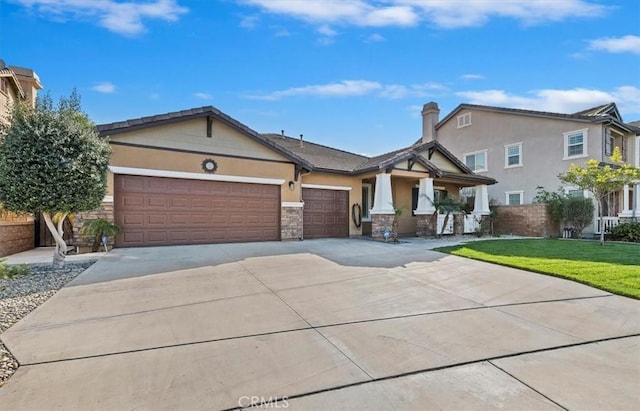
[0,59,43,120]
[422,102,640,235]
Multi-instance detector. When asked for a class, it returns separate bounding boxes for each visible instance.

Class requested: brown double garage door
[114,175,280,247]
[114,175,349,247]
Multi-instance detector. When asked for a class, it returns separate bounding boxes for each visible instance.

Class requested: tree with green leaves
[558,147,639,245]
[0,90,111,267]
[432,195,465,237]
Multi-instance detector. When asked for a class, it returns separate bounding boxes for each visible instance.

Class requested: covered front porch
[594,182,640,234]
[353,140,497,239]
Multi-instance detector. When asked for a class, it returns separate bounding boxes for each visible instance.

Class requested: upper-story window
[563,128,588,160]
[457,112,471,128]
[605,129,624,159]
[0,78,7,95]
[635,136,640,168]
[464,149,487,172]
[504,142,522,168]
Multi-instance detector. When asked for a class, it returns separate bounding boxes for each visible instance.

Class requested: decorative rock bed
[0,260,95,386]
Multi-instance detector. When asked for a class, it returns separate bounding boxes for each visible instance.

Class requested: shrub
[0,257,30,279]
[80,218,120,252]
[564,196,595,238]
[609,222,640,243]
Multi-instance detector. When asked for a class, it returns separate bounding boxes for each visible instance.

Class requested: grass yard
[434,239,640,299]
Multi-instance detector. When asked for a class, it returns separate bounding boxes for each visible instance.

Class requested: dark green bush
[609,222,640,243]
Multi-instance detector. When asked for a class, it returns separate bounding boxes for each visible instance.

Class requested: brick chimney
[421,102,440,143]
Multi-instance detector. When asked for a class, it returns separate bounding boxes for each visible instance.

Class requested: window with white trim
[464,150,487,172]
[361,183,372,222]
[505,191,523,205]
[457,112,471,128]
[564,186,587,198]
[563,129,588,159]
[504,142,522,168]
[635,136,640,168]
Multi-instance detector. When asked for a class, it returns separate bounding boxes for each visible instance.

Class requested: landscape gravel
[0,260,95,386]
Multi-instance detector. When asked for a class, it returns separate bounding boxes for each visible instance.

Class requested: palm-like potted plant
[80,218,120,252]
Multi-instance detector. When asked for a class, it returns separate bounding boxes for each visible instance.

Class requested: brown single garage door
[302,188,349,239]
[114,175,280,247]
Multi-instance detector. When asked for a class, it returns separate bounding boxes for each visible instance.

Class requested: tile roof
[261,133,368,172]
[572,102,617,117]
[98,105,495,185]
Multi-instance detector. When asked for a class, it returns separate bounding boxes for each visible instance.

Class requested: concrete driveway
[0,238,638,410]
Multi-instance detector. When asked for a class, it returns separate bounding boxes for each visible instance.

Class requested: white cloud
[193,92,212,100]
[240,0,605,29]
[250,80,383,100]
[396,0,606,28]
[317,24,337,37]
[271,25,290,37]
[12,0,188,35]
[456,86,640,117]
[248,80,447,100]
[461,74,484,80]
[241,0,418,27]
[365,33,385,43]
[239,14,259,29]
[589,35,640,55]
[91,82,116,94]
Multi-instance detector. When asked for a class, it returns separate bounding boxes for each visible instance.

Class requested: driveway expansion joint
[487,360,569,410]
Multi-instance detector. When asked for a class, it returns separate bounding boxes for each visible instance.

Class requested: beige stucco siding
[108,144,298,202]
[426,151,461,173]
[107,118,288,162]
[392,179,416,235]
[437,109,605,204]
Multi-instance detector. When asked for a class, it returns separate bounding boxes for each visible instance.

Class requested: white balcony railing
[594,217,620,234]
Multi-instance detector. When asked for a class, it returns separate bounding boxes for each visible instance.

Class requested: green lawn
[434,239,640,299]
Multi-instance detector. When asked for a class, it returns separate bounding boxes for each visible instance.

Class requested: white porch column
[414,177,435,215]
[473,184,490,216]
[370,173,395,214]
[634,183,640,216]
[619,184,632,217]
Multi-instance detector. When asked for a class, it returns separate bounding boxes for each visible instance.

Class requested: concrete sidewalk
[0,239,638,410]
[4,246,106,265]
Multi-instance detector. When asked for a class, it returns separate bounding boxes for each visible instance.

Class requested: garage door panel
[114,175,280,247]
[302,188,348,239]
[147,215,167,225]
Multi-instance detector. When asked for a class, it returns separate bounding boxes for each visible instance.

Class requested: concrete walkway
[4,246,106,265]
[0,238,638,410]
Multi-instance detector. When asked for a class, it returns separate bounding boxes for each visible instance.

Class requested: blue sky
[1,0,639,155]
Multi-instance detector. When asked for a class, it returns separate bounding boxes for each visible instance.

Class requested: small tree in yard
[558,147,640,245]
[534,187,594,238]
[564,196,595,238]
[432,195,465,237]
[0,91,111,267]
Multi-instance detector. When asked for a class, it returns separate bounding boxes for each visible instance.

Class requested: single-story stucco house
[75,104,496,248]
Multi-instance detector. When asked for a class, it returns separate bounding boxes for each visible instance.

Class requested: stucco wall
[0,221,34,257]
[109,144,299,202]
[108,118,288,162]
[436,108,607,205]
